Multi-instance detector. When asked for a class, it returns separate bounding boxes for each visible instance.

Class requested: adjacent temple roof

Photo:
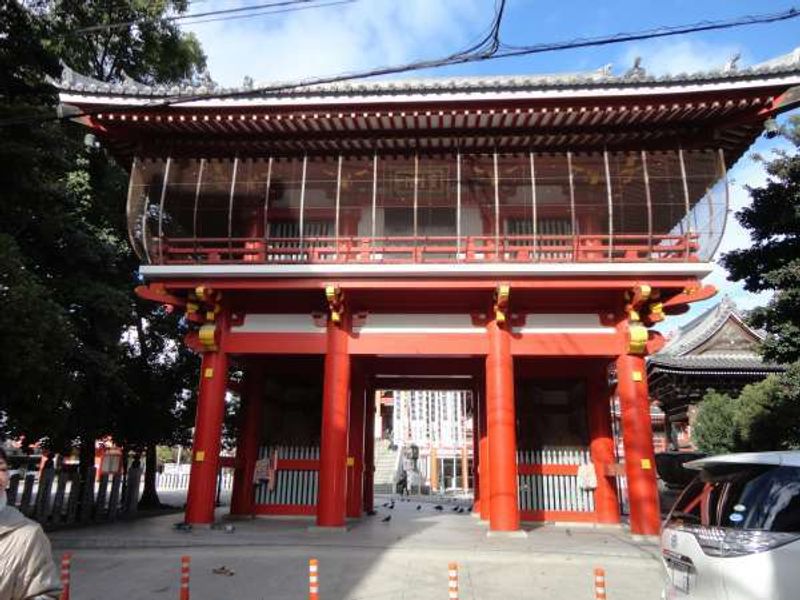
[56,48,800,161]
[648,296,783,375]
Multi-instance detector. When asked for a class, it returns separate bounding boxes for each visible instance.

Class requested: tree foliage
[722,117,800,364]
[0,0,206,489]
[35,0,206,84]
[694,365,800,454]
[692,391,740,454]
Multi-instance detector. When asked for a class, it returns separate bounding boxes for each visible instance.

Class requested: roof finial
[242,75,254,91]
[724,53,741,73]
[624,56,646,80]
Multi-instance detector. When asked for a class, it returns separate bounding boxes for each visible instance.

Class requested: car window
[719,466,800,533]
[668,478,708,525]
[667,465,800,532]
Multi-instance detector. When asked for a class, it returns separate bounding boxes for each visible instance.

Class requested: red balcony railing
[154,233,698,265]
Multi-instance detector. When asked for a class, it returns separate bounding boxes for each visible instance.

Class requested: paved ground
[49,495,667,600]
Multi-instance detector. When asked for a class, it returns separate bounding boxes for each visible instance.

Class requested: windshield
[667,465,800,533]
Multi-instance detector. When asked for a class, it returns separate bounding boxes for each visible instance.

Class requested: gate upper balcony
[126,149,727,266]
[56,51,800,272]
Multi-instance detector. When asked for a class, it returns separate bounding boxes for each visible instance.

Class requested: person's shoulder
[0,505,33,532]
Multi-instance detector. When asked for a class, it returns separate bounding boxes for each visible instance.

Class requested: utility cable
[73,0,334,33]
[178,0,355,27]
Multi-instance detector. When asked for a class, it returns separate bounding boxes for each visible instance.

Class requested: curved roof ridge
[53,47,800,100]
[658,296,763,357]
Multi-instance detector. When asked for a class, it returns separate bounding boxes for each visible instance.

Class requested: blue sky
[184,0,800,332]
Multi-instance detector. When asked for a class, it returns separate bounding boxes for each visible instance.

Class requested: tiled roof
[648,354,783,374]
[649,296,784,375]
[54,47,800,100]
[656,296,760,357]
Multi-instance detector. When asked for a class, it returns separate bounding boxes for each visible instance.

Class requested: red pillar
[346,367,366,518]
[363,384,375,513]
[185,313,230,524]
[617,353,660,535]
[587,364,620,524]
[485,319,520,531]
[478,382,490,521]
[230,361,264,516]
[317,316,351,527]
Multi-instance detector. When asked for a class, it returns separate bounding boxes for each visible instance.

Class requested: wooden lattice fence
[6,466,143,528]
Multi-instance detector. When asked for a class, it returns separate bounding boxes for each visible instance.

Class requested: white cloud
[185,0,486,86]
[618,38,745,76]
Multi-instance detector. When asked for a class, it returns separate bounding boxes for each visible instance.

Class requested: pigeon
[388,503,395,510]
[434,505,444,511]
[381,515,392,523]
[382,502,389,507]
[566,528,572,537]
[366,510,377,516]
[458,508,464,514]
[212,566,235,576]
[452,506,460,512]
[416,505,422,510]
[467,505,473,512]
[173,522,192,532]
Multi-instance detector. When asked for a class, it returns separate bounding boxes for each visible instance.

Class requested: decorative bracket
[325,285,344,324]
[493,284,510,324]
[624,284,652,355]
[189,285,224,352]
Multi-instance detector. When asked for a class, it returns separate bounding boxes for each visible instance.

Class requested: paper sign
[347,456,355,467]
[253,458,270,483]
[641,458,652,470]
[195,450,205,462]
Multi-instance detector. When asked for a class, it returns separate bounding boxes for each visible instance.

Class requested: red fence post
[594,568,607,600]
[309,558,319,600]
[59,553,71,600]
[448,562,459,600]
[179,555,191,600]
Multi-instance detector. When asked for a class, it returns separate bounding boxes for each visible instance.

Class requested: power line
[178,0,355,27]
[72,0,335,34]
[5,5,799,128]
[497,7,800,57]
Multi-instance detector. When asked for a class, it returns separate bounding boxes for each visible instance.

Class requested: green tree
[115,302,199,508]
[692,391,741,454]
[43,0,205,85]
[1,1,206,510]
[737,365,800,450]
[722,117,800,365]
[694,368,800,454]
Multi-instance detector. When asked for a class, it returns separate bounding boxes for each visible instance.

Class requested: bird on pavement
[381,515,392,523]
[452,506,460,512]
[416,505,422,510]
[458,508,464,513]
[467,505,473,512]
[434,505,443,511]
[366,510,377,516]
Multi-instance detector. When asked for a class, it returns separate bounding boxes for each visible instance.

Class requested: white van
[661,452,800,600]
